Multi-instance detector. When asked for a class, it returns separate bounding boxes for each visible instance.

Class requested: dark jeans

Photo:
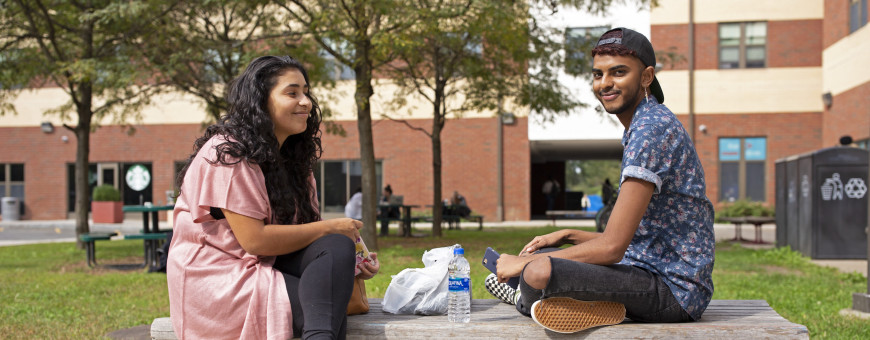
[545,193,556,211]
[274,234,356,340]
[516,249,693,323]
[379,206,399,236]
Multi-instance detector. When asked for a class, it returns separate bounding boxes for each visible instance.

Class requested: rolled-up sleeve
[620,124,679,195]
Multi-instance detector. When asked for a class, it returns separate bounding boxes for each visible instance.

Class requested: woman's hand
[356,252,380,280]
[329,218,363,241]
[518,231,564,256]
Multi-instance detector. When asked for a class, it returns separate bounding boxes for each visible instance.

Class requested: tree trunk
[431,84,444,237]
[354,45,379,250]
[73,90,94,249]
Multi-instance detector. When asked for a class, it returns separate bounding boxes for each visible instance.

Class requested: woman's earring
[644,87,649,104]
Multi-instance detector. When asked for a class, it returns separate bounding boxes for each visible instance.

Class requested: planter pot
[92,201,123,223]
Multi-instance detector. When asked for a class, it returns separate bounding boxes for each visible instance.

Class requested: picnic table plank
[152,299,808,339]
[345,299,808,339]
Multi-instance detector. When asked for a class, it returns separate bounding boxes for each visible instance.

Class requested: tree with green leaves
[135,0,337,127]
[275,0,418,249]
[0,0,172,248]
[378,1,543,236]
[382,0,658,234]
[565,159,622,195]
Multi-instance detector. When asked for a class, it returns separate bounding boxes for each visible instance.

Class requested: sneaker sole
[531,298,625,334]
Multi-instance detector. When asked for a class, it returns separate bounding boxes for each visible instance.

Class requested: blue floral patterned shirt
[617,96,715,320]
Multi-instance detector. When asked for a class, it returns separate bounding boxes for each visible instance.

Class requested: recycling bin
[777,147,868,259]
[775,157,792,248]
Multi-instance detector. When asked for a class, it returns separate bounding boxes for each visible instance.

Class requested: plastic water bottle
[448,245,471,323]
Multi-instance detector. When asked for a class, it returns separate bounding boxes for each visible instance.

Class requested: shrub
[92,185,121,202]
[716,199,774,220]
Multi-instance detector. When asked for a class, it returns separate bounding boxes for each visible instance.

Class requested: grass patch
[712,242,868,339]
[0,240,168,339]
[0,227,867,338]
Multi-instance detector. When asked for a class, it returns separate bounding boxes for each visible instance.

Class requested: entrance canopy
[530,139,623,162]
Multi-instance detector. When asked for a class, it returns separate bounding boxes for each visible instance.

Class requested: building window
[719,137,767,202]
[0,163,25,200]
[719,22,766,69]
[314,160,382,213]
[850,0,868,33]
[564,26,609,76]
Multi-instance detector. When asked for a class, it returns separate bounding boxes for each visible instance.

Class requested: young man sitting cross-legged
[485,27,715,334]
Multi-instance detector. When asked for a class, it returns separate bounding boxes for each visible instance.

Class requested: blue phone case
[482,247,519,289]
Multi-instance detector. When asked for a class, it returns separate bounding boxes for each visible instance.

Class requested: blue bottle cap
[453,247,464,255]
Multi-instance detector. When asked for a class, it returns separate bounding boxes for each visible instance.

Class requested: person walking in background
[168,56,380,340]
[602,178,615,206]
[486,28,714,334]
[345,187,363,220]
[542,175,561,211]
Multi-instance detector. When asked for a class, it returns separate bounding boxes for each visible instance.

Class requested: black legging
[273,234,356,340]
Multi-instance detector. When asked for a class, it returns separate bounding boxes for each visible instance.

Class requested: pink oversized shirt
[167,136,293,340]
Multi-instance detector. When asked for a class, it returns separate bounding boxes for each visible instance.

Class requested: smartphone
[353,236,374,276]
[482,247,519,289]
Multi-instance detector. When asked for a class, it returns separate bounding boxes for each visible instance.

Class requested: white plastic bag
[382,245,455,315]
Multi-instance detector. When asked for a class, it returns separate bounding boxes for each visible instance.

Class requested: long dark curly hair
[176,56,323,224]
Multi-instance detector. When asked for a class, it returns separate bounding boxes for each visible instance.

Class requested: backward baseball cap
[594,27,664,104]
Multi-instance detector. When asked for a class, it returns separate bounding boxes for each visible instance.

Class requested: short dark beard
[602,86,643,116]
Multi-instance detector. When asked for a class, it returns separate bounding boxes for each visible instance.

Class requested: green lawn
[0,227,867,339]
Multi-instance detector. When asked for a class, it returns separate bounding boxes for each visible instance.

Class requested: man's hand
[495,254,532,283]
[518,231,564,256]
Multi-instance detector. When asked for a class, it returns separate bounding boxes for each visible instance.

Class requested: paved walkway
[0,218,866,277]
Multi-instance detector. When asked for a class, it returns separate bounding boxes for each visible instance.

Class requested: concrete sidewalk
[0,218,866,277]
[0,218,171,247]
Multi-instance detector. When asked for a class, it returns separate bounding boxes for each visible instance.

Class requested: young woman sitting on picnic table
[168,55,380,340]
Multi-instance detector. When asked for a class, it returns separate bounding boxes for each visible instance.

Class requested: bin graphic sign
[820,172,867,200]
[125,164,151,192]
[801,174,810,198]
[816,165,868,259]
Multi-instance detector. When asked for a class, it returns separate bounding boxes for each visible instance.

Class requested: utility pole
[688,0,696,142]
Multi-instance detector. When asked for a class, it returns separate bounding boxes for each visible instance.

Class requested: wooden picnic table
[123,204,173,268]
[379,204,420,237]
[152,298,808,339]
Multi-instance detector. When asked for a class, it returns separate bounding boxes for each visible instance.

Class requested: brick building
[0,80,530,221]
[3,0,868,221]
[649,0,869,207]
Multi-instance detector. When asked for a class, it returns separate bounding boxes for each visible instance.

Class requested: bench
[124,232,168,268]
[379,217,426,237]
[79,232,118,267]
[545,210,597,226]
[442,214,484,230]
[151,298,808,339]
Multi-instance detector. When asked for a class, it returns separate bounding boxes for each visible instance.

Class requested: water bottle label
[448,277,470,292]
